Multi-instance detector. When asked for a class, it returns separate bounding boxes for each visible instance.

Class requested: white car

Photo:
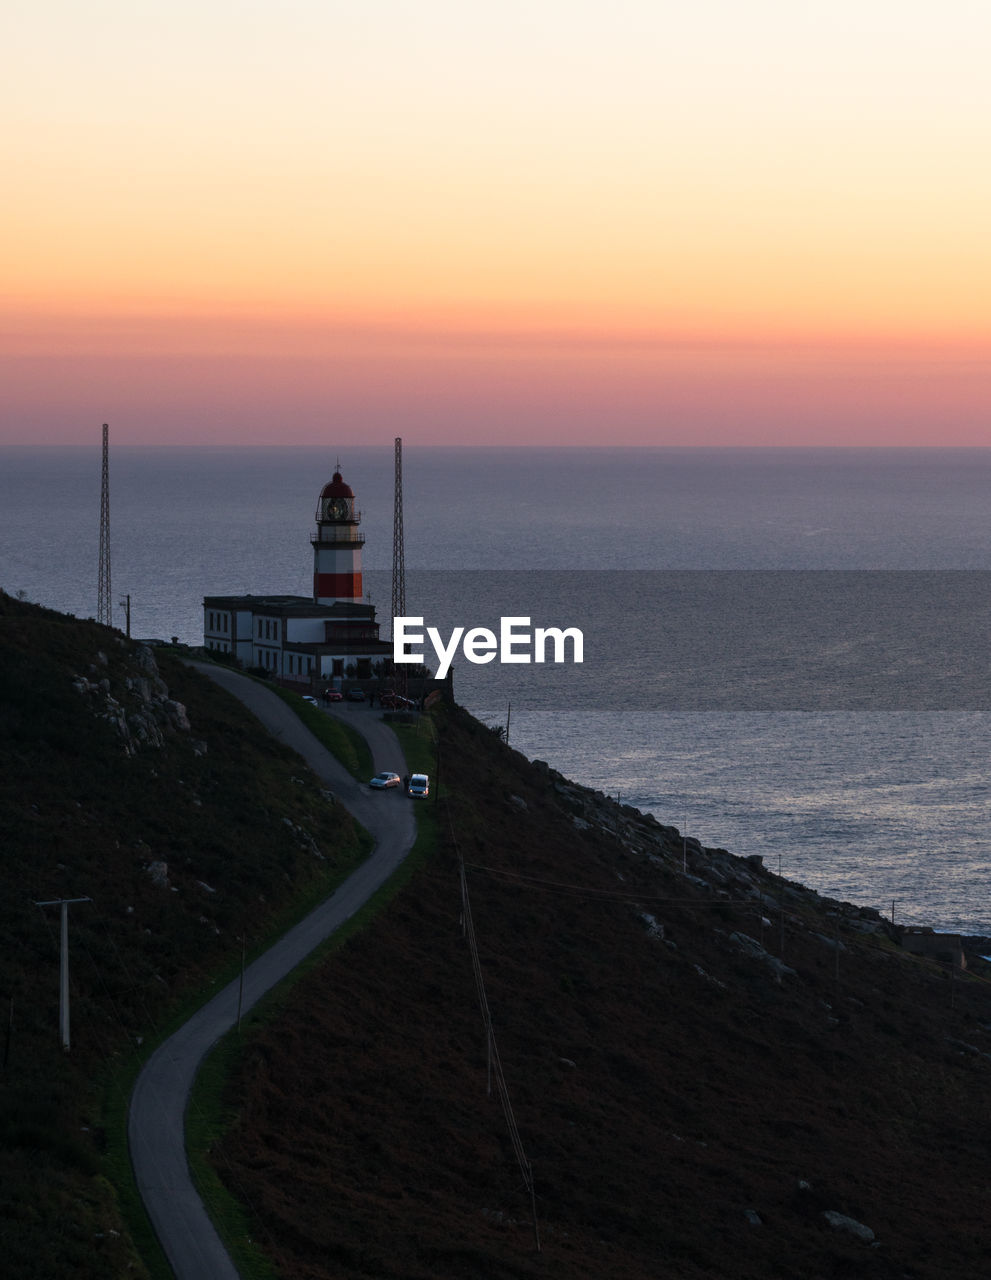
[369,771,402,789]
[302,695,319,706]
[407,773,429,798]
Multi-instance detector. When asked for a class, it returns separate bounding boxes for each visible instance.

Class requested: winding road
[128,666,415,1279]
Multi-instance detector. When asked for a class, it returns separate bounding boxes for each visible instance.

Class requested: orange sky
[3,1,990,445]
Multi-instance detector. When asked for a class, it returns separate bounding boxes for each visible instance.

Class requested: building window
[257,619,262,638]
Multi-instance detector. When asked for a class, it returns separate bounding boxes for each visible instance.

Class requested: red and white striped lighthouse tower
[312,467,365,603]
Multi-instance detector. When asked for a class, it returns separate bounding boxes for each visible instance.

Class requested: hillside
[0,591,368,1278]
[214,701,991,1280]
[5,590,991,1280]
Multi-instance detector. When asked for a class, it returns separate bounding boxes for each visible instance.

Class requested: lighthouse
[312,467,365,604]
[203,457,393,684]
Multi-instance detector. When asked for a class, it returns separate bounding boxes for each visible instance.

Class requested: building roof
[203,593,376,619]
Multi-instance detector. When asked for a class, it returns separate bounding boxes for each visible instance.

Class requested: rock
[163,699,191,732]
[822,1210,875,1243]
[693,964,726,990]
[743,1209,763,1227]
[509,794,528,810]
[945,1037,991,1062]
[729,932,797,980]
[730,932,767,958]
[811,932,847,951]
[147,861,169,888]
[128,712,165,749]
[848,917,887,935]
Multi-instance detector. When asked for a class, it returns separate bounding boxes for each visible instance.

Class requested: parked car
[407,773,429,798]
[369,771,401,789]
[346,687,366,702]
[380,692,415,711]
[324,688,343,702]
[302,695,319,706]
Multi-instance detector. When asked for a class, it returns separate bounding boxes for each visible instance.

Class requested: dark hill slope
[216,701,991,1280]
[0,591,365,1279]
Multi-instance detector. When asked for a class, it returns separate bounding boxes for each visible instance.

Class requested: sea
[3,445,990,934]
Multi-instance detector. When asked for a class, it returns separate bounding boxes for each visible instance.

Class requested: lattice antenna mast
[391,436,407,627]
[391,437,408,693]
[97,423,112,626]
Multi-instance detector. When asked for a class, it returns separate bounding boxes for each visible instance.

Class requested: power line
[464,861,752,906]
[450,808,541,1252]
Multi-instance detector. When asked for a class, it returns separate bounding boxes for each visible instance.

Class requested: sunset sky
[3,1,990,446]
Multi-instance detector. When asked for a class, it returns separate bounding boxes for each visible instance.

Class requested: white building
[203,466,393,685]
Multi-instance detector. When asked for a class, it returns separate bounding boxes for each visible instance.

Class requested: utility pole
[236,934,246,1033]
[34,898,91,1051]
[391,437,408,699]
[3,996,12,1071]
[119,592,131,638]
[97,424,112,626]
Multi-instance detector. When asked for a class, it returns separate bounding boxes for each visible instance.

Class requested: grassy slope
[0,592,369,1279]
[212,701,991,1280]
[268,686,374,782]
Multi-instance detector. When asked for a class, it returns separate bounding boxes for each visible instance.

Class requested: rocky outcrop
[822,1210,876,1244]
[531,755,906,991]
[72,643,192,755]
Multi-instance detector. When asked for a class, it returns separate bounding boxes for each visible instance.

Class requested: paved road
[128,667,415,1280]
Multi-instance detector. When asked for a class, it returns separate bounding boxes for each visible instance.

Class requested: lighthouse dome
[320,470,354,500]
